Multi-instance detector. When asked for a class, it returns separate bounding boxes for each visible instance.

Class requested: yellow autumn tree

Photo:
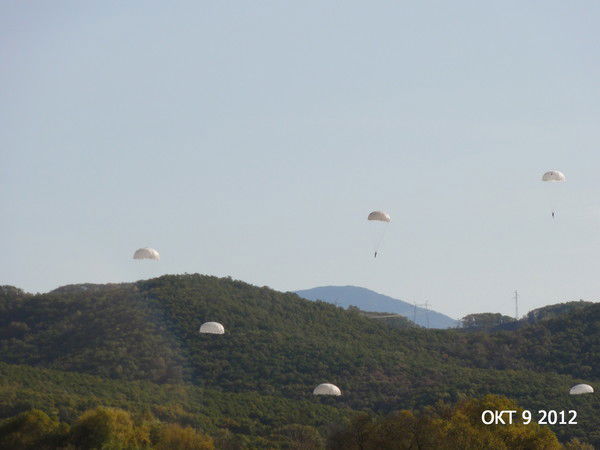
[69,407,150,449]
[0,409,63,450]
[153,423,214,450]
[328,395,563,450]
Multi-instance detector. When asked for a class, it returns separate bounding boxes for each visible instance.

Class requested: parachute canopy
[368,211,391,222]
[133,248,160,260]
[199,322,225,335]
[569,384,593,395]
[542,170,566,182]
[313,383,342,396]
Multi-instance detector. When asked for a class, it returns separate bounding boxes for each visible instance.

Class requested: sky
[2,1,600,319]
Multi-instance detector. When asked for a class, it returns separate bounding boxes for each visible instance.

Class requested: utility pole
[514,290,519,320]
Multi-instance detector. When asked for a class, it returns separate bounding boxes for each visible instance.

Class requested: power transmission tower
[413,301,431,328]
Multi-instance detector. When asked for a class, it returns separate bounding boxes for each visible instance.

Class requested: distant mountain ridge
[295,286,458,329]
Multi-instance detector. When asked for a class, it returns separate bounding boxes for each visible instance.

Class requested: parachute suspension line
[373,222,389,257]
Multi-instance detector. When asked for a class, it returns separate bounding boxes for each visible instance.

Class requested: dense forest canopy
[460,312,516,330]
[526,301,596,323]
[0,274,598,447]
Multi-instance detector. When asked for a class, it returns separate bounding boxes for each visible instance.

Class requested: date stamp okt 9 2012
[481,410,577,425]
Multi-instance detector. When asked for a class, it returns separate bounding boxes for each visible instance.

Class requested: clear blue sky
[2,1,600,319]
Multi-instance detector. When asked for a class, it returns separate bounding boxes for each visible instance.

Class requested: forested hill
[0,274,599,446]
[438,302,600,381]
[480,301,597,332]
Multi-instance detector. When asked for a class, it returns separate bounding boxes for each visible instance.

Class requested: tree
[326,396,562,450]
[69,407,150,449]
[0,409,63,450]
[152,423,214,450]
[461,313,516,330]
[271,424,324,449]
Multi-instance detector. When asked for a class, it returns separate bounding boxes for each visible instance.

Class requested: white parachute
[199,322,225,335]
[313,383,342,396]
[541,170,565,219]
[368,211,391,258]
[569,384,593,395]
[368,211,391,222]
[542,170,566,182]
[133,247,160,260]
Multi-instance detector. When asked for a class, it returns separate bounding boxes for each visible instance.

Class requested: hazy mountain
[295,286,459,329]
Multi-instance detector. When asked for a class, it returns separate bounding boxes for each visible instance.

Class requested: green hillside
[0,362,352,448]
[0,275,598,447]
[438,303,600,380]
[0,283,189,384]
